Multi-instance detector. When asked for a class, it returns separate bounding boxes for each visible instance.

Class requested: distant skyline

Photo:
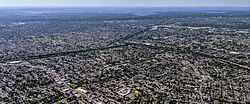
[0,0,249,7]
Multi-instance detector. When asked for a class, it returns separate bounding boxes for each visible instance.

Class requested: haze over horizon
[0,0,249,7]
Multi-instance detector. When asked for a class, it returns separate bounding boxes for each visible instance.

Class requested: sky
[0,0,249,7]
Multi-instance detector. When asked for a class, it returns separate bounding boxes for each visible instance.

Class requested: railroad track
[1,24,249,72]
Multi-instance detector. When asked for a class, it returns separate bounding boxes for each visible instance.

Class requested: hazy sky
[0,0,249,7]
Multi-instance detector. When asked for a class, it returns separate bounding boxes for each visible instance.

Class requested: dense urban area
[0,7,250,103]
